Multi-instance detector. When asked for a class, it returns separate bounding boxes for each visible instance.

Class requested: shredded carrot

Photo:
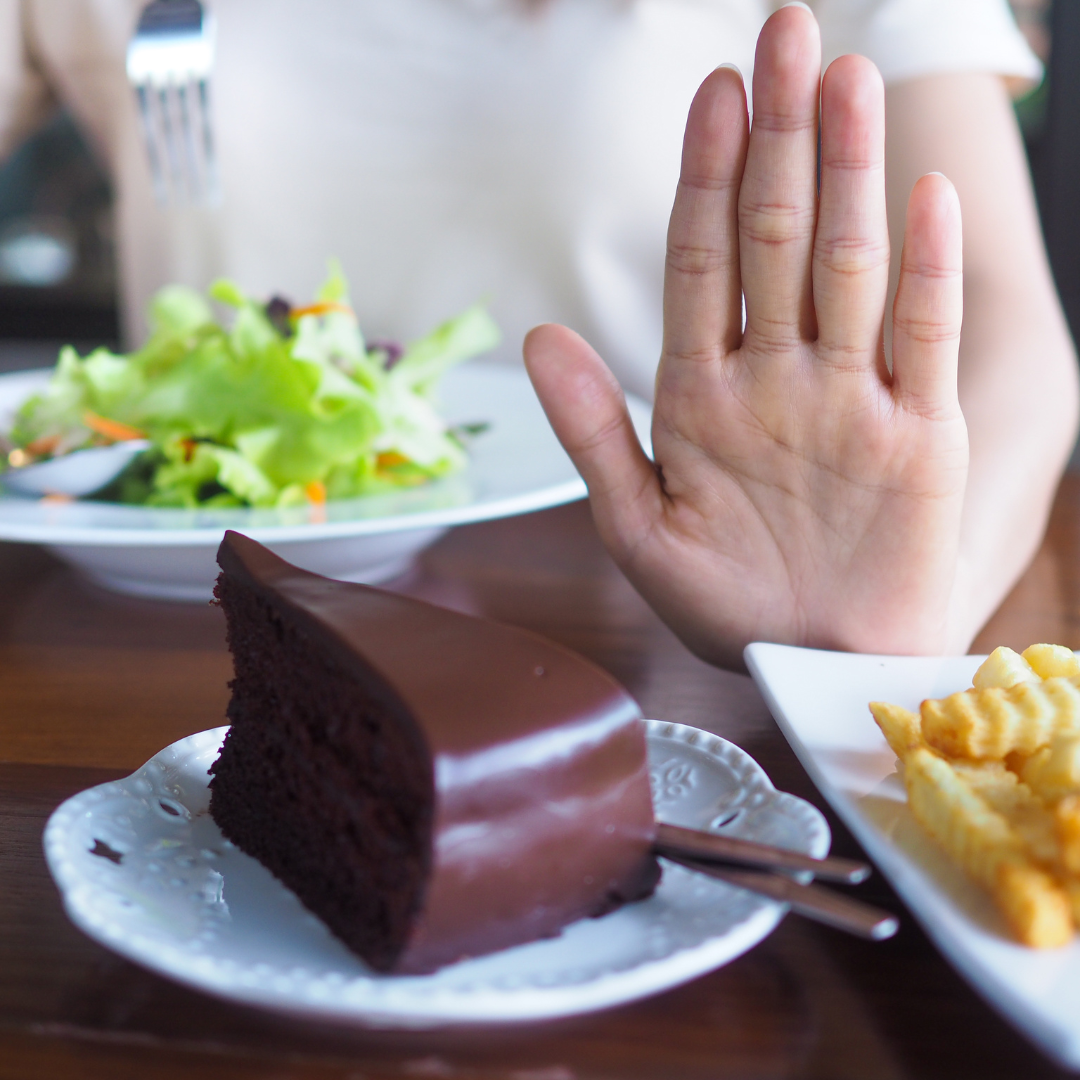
[180,437,198,463]
[83,411,146,443]
[376,451,410,470]
[289,301,354,320]
[304,480,327,505]
[40,492,75,504]
[25,435,59,456]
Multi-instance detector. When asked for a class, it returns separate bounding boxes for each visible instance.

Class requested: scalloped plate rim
[43,719,829,1026]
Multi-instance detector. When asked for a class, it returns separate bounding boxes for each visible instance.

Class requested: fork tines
[126,0,218,206]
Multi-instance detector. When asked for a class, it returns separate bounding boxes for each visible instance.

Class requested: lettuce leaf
[11,266,498,507]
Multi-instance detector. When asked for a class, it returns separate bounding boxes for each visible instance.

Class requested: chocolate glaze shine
[210,531,660,974]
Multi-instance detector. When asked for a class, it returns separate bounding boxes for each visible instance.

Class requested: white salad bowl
[0,364,651,600]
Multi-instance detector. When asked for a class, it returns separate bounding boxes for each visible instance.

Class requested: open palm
[524,6,968,669]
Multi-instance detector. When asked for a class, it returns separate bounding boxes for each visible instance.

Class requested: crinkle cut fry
[1022,644,1080,680]
[972,646,1038,691]
[904,749,1073,948]
[1057,795,1080,876]
[970,644,1080,691]
[952,760,1062,869]
[920,677,1080,760]
[869,702,924,762]
[870,704,1061,869]
[1018,733,1080,804]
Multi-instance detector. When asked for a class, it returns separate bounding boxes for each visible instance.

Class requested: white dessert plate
[744,642,1080,1071]
[44,719,829,1027]
[0,364,651,601]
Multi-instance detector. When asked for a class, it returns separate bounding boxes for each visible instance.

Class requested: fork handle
[655,822,871,884]
[665,853,899,941]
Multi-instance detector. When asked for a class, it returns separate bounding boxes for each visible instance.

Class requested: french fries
[920,678,1080,760]
[971,645,1040,691]
[1022,643,1080,681]
[871,644,1080,948]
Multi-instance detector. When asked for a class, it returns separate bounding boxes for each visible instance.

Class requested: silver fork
[126,0,218,206]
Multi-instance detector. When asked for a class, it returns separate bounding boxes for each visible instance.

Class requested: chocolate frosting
[213,531,660,973]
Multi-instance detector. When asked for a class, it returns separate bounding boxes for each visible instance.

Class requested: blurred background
[0,104,117,371]
[0,0,1075,372]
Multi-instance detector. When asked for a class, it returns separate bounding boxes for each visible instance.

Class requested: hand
[523,5,969,669]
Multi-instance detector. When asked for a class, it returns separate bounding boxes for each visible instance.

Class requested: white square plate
[745,642,1080,1071]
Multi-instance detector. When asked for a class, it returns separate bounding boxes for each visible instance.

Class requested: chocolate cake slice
[209,531,660,974]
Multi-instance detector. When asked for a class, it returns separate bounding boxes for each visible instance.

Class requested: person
[524,3,1078,667]
[0,1,1075,667]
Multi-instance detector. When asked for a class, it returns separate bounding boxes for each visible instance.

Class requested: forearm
[950,273,1078,646]
[885,73,1079,649]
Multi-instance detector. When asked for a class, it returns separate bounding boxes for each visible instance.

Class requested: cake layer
[210,532,659,973]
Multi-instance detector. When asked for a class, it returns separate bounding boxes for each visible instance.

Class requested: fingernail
[926,171,946,177]
[780,1,813,11]
[718,62,743,77]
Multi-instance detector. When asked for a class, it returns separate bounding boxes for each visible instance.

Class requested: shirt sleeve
[0,2,57,160]
[806,0,1043,87]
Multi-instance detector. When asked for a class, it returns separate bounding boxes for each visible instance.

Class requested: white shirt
[0,0,1039,399]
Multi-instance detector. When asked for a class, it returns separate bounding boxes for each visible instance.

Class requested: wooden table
[4,478,1080,1080]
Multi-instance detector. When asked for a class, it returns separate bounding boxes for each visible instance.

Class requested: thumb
[523,323,662,552]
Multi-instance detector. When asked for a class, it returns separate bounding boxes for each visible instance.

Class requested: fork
[126,0,218,206]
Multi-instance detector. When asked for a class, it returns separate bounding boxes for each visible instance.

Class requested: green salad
[9,266,499,508]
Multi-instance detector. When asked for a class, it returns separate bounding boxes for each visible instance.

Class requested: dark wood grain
[4,482,1080,1080]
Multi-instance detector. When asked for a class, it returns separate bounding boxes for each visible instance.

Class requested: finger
[813,55,890,367]
[661,64,748,376]
[740,4,822,349]
[523,323,663,545]
[891,173,963,412]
